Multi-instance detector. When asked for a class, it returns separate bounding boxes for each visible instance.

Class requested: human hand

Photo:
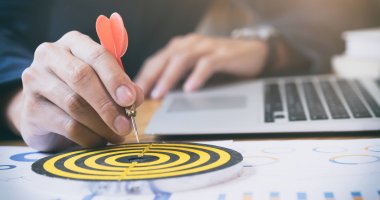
[9,31,144,152]
[135,34,268,99]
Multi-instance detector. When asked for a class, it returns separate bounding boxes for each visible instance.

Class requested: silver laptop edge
[145,75,380,135]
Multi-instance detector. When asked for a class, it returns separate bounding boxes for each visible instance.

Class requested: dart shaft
[125,106,140,143]
[130,116,140,143]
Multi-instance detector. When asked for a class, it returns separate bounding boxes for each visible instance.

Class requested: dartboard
[32,143,243,181]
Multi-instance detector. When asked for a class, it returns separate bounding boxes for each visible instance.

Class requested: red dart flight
[96,12,128,69]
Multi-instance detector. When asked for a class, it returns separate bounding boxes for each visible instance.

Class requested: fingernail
[151,86,162,99]
[184,78,198,92]
[116,85,134,106]
[184,80,194,92]
[113,115,130,135]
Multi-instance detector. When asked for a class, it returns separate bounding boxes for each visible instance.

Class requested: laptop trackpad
[168,96,247,112]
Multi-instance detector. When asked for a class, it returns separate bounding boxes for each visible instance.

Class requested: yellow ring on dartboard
[104,153,171,167]
[64,149,193,175]
[71,147,207,173]
[64,152,136,176]
[83,152,175,172]
[104,152,182,168]
[84,150,140,169]
[64,148,145,175]
[43,146,229,178]
[126,148,208,173]
[124,145,229,178]
[44,147,144,177]
[36,143,239,180]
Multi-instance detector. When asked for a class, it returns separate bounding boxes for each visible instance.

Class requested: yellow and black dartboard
[32,143,243,181]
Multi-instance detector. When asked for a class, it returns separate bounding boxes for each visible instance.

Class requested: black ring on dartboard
[32,143,243,181]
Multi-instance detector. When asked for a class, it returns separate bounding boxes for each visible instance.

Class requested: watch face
[231,26,276,41]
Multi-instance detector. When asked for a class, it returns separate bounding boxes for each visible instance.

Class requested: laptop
[145,75,380,135]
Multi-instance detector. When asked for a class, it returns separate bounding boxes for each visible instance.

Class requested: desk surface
[1,99,379,146]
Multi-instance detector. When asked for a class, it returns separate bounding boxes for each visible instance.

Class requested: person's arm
[0,1,33,139]
[135,34,270,99]
[1,2,145,151]
[134,31,313,99]
[135,0,380,98]
[134,0,313,99]
[3,30,145,152]
[230,26,311,77]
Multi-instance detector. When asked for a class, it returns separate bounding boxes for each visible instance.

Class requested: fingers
[57,31,138,107]
[135,50,169,97]
[46,105,106,148]
[21,95,106,150]
[133,84,145,107]
[136,34,213,99]
[34,69,126,144]
[136,35,268,97]
[34,43,131,136]
[19,30,149,151]
[150,52,200,99]
[184,55,220,92]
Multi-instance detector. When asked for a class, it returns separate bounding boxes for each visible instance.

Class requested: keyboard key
[303,82,328,120]
[264,83,283,122]
[285,83,306,121]
[337,80,371,118]
[320,81,350,119]
[274,114,285,119]
[355,80,380,117]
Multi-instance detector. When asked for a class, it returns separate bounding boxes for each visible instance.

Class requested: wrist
[248,39,270,74]
[5,89,23,135]
[231,25,278,75]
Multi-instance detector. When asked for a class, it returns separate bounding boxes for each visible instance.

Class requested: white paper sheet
[1,139,379,200]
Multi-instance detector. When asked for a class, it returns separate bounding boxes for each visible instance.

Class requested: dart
[95,12,139,143]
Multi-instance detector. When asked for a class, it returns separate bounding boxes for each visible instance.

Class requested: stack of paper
[332,28,380,78]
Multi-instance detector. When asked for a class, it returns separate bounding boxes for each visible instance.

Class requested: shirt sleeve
[0,1,33,86]
[0,1,33,139]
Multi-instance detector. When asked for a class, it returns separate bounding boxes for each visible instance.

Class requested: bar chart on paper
[170,139,380,200]
[214,191,380,200]
[1,139,380,200]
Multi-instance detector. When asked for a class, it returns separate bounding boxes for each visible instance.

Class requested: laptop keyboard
[303,82,328,120]
[264,78,379,123]
[264,83,283,122]
[337,80,371,118]
[285,83,307,121]
[355,80,380,117]
[320,81,350,119]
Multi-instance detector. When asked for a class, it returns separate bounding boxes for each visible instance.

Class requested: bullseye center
[128,156,147,162]
[116,155,158,163]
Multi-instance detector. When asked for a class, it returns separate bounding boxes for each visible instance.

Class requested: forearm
[4,88,23,135]
[231,26,312,77]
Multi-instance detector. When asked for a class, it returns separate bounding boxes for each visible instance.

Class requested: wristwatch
[231,25,277,41]
[231,25,278,73]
